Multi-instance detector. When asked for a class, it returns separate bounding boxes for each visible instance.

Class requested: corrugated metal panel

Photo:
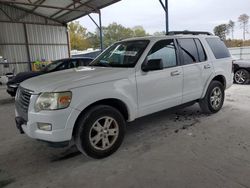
[0,63,29,75]
[0,23,25,43]
[0,4,62,25]
[21,13,47,24]
[0,4,69,75]
[0,0,121,24]
[26,24,68,44]
[29,45,68,61]
[0,45,28,62]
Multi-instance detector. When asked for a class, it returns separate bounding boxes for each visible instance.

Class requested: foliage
[213,24,229,40]
[225,39,250,48]
[68,21,90,50]
[227,20,235,39]
[68,22,148,50]
[238,14,249,40]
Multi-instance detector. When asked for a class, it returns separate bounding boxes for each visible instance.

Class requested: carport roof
[0,0,120,23]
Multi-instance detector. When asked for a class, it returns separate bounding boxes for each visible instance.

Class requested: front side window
[90,40,149,68]
[177,38,199,65]
[147,39,177,68]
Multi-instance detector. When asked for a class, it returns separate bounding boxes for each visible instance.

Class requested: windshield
[90,40,149,68]
[43,60,64,72]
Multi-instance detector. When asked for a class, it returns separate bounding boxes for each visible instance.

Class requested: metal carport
[0,0,120,75]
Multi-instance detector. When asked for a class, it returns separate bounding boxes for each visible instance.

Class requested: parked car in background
[233,60,250,84]
[6,57,93,96]
[15,31,234,159]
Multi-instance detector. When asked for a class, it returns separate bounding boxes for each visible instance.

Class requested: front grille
[15,87,33,121]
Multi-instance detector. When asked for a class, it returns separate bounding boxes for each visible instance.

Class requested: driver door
[136,39,183,117]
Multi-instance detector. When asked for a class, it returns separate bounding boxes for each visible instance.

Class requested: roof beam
[2,3,62,24]
[0,0,87,12]
[54,0,97,21]
[50,1,79,19]
[0,6,13,21]
[17,0,46,21]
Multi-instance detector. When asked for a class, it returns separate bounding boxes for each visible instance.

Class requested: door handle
[204,64,211,69]
[171,70,181,76]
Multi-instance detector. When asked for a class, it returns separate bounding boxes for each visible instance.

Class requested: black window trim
[194,38,207,62]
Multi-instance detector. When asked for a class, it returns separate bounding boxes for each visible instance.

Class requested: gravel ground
[0,84,250,188]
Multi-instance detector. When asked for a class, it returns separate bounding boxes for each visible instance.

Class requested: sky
[78,0,250,39]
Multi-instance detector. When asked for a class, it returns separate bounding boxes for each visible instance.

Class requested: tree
[68,21,90,50]
[132,26,147,37]
[228,20,235,39]
[214,24,228,40]
[238,14,249,40]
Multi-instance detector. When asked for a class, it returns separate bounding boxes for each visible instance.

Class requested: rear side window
[177,39,199,65]
[206,38,231,59]
[194,39,207,62]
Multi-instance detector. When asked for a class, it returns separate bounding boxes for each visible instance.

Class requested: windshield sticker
[123,51,138,56]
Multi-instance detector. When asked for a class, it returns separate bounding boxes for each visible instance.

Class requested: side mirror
[142,59,164,72]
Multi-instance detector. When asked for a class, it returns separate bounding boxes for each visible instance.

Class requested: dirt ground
[0,84,250,188]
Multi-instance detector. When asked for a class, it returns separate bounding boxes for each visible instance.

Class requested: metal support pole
[99,10,103,51]
[159,0,169,34]
[165,0,169,34]
[88,11,103,51]
[66,27,71,58]
[23,23,32,71]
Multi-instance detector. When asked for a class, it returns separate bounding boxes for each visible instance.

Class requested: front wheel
[74,105,126,159]
[199,81,225,114]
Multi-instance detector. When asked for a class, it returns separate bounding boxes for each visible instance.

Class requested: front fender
[68,79,137,129]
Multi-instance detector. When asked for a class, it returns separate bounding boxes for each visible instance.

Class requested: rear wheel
[234,69,249,84]
[199,81,225,114]
[74,105,126,159]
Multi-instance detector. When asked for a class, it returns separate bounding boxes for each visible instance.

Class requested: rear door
[177,38,213,103]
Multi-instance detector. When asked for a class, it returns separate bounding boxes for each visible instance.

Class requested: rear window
[206,38,231,59]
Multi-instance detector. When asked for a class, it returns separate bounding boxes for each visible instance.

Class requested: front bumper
[15,95,81,142]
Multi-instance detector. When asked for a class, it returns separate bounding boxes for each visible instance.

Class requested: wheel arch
[72,98,130,138]
[201,74,226,98]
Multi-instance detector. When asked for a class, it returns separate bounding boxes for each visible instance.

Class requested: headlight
[35,91,72,112]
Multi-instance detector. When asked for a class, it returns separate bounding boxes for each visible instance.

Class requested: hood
[234,60,250,68]
[20,67,132,93]
[8,71,43,85]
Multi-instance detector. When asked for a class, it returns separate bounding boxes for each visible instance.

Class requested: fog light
[37,123,52,131]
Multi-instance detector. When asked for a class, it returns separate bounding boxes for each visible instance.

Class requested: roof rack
[168,31,213,36]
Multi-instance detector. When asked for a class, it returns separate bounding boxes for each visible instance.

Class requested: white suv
[15,31,234,158]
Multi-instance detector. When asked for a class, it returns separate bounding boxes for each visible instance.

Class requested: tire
[74,105,126,159]
[234,69,249,84]
[199,81,225,114]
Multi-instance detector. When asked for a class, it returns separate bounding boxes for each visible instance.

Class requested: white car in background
[15,31,234,159]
